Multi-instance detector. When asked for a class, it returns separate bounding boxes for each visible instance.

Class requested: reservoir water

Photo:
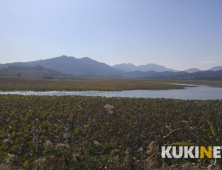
[0,85,222,100]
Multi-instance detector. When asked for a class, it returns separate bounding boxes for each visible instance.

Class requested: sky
[0,0,222,71]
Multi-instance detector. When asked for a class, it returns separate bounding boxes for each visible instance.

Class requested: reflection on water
[0,85,222,100]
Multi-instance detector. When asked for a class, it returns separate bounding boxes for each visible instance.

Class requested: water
[0,85,222,100]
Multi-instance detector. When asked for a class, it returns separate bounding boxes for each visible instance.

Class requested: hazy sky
[0,0,222,70]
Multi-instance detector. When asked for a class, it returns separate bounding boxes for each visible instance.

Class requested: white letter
[161,146,172,158]
[184,146,195,158]
[172,146,183,158]
[195,146,199,158]
[213,146,221,158]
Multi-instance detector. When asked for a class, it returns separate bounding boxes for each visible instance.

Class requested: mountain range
[113,63,222,73]
[113,63,177,72]
[0,55,222,80]
[123,70,222,80]
[0,56,123,77]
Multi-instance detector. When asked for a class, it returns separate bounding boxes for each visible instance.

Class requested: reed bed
[0,77,186,91]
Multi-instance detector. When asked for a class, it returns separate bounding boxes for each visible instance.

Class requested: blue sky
[0,0,222,70]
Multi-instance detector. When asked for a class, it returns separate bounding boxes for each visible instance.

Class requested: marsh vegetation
[0,94,222,169]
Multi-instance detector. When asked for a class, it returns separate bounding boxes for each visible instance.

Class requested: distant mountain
[113,63,177,72]
[183,66,222,73]
[112,63,138,72]
[209,66,222,71]
[180,69,222,80]
[184,68,201,73]
[0,56,123,77]
[0,65,69,77]
[123,70,189,79]
[122,69,222,80]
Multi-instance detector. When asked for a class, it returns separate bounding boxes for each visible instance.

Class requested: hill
[0,65,70,78]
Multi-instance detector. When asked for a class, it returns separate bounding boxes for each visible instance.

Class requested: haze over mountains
[0,55,222,80]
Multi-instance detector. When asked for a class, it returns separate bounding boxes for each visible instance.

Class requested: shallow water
[0,85,222,100]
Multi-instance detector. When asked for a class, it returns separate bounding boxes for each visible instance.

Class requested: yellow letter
[200,146,212,158]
